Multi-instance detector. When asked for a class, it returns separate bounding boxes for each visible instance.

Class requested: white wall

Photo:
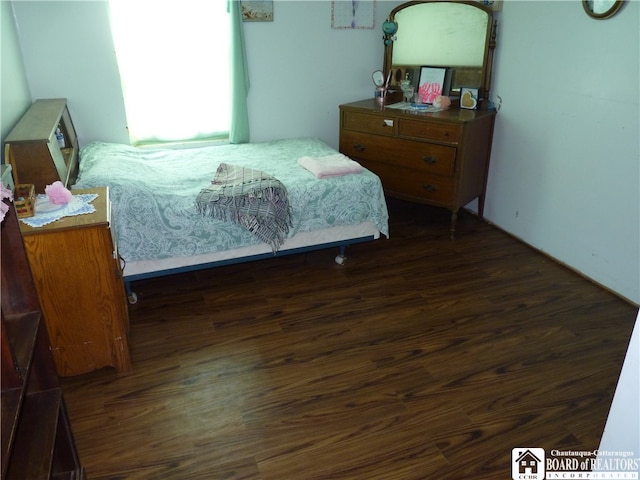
[5,0,639,304]
[244,1,399,144]
[486,0,639,304]
[11,0,129,145]
[0,0,31,144]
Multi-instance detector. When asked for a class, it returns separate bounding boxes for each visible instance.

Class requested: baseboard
[464,207,639,307]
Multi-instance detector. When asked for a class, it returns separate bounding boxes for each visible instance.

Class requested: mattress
[73,138,389,277]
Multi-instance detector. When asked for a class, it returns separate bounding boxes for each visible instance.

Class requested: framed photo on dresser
[417,66,451,104]
[460,87,479,110]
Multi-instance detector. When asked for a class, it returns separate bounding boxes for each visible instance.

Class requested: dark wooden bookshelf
[1,200,85,479]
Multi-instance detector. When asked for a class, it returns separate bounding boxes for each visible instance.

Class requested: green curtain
[228,0,250,143]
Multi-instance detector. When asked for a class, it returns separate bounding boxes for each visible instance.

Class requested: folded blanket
[196,163,291,252]
[298,154,364,179]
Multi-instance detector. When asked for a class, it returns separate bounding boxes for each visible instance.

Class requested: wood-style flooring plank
[61,199,637,479]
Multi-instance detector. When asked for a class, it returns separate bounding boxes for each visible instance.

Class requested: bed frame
[123,222,381,304]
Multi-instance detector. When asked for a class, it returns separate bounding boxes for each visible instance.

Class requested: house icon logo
[512,448,545,480]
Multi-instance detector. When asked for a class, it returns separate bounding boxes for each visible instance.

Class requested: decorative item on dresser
[1,195,85,478]
[19,186,132,377]
[4,98,79,193]
[341,0,498,238]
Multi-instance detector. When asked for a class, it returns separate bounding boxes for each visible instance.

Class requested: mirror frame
[582,0,624,19]
[383,1,497,105]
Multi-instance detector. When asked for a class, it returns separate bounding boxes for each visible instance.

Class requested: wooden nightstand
[19,186,132,376]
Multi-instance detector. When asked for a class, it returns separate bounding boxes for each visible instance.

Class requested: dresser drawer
[363,160,455,204]
[398,118,461,143]
[342,111,397,137]
[340,130,456,177]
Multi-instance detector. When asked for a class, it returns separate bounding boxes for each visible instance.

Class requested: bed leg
[334,245,347,265]
[125,281,138,305]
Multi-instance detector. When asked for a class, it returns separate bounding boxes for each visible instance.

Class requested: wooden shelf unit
[4,98,79,193]
[1,199,85,479]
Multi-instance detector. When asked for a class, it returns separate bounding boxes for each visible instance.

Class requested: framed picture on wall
[331,0,375,29]
[241,1,273,22]
[460,87,479,110]
[417,66,451,104]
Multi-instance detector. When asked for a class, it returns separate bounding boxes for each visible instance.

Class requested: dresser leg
[450,210,458,240]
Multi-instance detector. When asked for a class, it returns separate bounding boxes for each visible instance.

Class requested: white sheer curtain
[108,0,230,145]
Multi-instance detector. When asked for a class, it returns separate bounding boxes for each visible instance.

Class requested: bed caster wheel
[335,254,347,265]
[127,292,138,305]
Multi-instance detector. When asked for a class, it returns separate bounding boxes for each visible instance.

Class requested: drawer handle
[353,144,365,152]
[423,183,437,192]
[423,156,437,165]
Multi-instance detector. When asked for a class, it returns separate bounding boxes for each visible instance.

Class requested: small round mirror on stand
[372,70,385,87]
[583,0,624,19]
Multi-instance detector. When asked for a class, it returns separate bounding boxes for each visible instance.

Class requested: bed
[73,138,389,302]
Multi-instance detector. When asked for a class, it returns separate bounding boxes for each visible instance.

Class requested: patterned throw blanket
[196,163,292,252]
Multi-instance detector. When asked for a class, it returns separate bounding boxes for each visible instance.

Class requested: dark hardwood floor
[61,199,637,479]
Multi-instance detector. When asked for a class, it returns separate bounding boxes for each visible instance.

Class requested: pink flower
[45,181,73,205]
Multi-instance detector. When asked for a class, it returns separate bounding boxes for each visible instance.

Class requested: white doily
[20,193,98,228]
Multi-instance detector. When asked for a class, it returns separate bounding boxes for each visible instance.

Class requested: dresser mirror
[383,1,497,104]
[582,0,624,19]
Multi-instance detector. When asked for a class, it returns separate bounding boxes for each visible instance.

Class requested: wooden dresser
[339,99,496,237]
[19,187,132,377]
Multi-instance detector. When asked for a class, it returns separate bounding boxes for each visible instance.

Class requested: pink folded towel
[298,154,364,179]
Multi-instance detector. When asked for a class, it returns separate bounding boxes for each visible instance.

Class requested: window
[108,0,230,145]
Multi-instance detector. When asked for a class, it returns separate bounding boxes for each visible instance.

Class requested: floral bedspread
[74,138,389,263]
